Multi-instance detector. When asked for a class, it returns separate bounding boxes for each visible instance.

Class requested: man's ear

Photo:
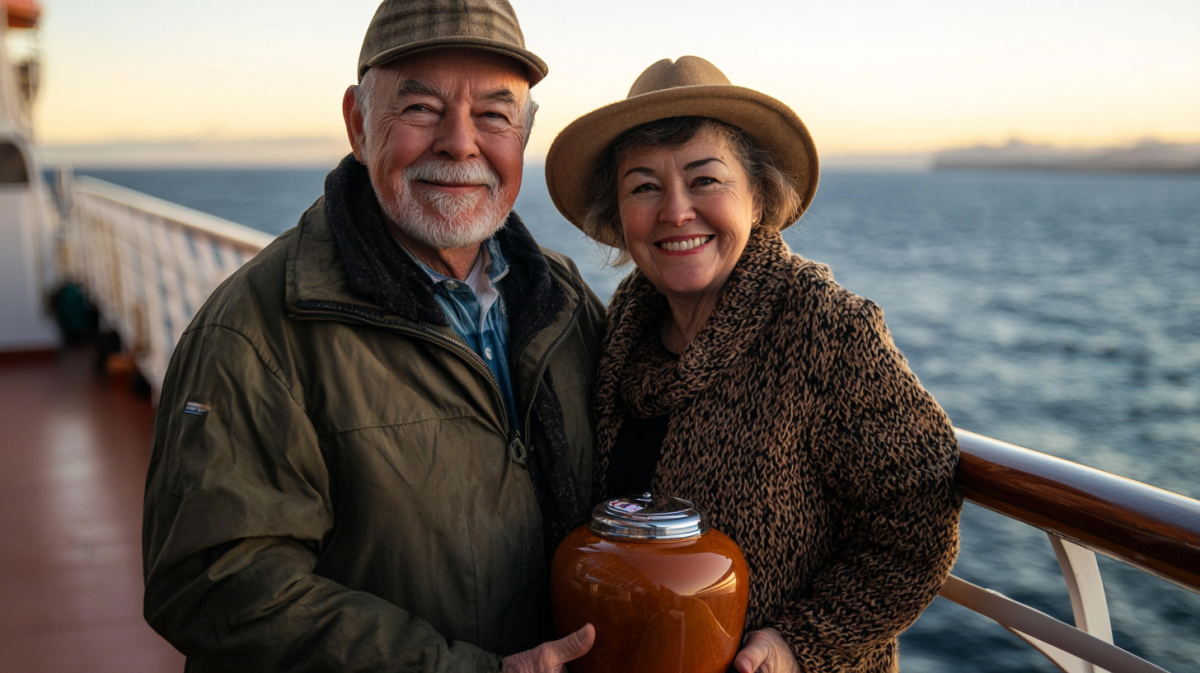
[343,86,368,164]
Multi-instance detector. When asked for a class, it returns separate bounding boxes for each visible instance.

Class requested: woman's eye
[630,183,658,194]
[692,176,718,188]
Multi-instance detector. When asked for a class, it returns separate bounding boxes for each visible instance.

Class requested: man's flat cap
[358,0,548,84]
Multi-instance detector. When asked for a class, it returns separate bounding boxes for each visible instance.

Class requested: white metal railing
[941,558,1145,673]
[59,174,274,395]
[942,429,1200,673]
[54,178,1199,672]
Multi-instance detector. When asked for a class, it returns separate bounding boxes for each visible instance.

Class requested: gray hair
[352,66,538,152]
[581,116,802,266]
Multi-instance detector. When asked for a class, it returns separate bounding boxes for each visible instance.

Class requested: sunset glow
[27,0,1200,165]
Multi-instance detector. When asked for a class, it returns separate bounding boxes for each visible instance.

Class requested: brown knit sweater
[593,227,962,672]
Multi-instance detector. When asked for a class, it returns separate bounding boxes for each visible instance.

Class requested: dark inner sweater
[606,342,677,498]
[606,413,671,498]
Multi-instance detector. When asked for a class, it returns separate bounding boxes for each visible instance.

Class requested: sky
[17,0,1200,166]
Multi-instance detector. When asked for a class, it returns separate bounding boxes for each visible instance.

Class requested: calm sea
[74,165,1200,672]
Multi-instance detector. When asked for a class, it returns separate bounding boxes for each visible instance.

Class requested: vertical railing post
[1050,534,1114,673]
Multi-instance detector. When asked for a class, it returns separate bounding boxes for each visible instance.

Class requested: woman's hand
[501,624,595,673]
[732,628,802,673]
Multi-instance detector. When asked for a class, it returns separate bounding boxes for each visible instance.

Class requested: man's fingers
[732,631,769,673]
[549,623,595,664]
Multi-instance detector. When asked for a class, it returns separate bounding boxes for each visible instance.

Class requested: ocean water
[74,165,1200,672]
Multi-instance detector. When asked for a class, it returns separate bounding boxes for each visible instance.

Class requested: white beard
[375,159,512,249]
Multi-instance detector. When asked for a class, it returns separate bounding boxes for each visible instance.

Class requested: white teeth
[660,236,711,252]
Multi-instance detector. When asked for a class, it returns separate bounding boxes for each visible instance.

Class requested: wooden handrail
[955,428,1200,594]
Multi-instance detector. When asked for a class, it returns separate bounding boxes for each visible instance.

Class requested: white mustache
[404,160,499,190]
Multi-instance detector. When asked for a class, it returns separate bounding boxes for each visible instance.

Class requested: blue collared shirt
[407,238,521,435]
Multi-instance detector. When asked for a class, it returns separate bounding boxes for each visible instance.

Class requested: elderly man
[141,1,602,671]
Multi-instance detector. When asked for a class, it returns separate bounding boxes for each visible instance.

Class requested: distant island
[933,139,1200,173]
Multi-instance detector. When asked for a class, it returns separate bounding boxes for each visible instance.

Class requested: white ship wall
[0,182,58,351]
[1,11,60,352]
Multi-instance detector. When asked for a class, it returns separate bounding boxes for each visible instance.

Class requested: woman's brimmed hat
[545,56,819,236]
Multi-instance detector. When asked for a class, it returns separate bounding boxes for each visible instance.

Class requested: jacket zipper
[520,299,585,444]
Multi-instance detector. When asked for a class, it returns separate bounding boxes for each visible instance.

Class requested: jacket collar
[286,155,570,358]
[283,157,591,557]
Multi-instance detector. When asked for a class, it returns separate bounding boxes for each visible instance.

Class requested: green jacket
[142,180,605,672]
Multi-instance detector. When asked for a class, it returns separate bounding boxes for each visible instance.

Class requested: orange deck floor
[0,349,184,672]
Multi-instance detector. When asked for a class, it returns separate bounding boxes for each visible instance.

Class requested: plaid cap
[357,0,548,85]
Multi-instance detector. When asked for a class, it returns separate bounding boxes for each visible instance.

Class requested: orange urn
[550,493,750,673]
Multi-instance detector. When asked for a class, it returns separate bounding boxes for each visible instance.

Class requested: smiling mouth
[419,180,483,189]
[657,235,713,252]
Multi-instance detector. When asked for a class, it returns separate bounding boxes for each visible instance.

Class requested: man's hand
[732,628,802,673]
[502,624,595,673]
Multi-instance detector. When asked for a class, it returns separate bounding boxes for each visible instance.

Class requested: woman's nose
[657,185,695,227]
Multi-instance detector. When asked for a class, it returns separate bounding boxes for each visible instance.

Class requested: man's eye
[478,112,513,127]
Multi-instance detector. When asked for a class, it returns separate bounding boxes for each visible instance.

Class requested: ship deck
[0,348,183,672]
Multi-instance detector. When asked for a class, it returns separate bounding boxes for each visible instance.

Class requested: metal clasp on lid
[589,492,709,540]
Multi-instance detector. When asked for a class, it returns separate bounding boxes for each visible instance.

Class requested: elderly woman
[544,57,962,673]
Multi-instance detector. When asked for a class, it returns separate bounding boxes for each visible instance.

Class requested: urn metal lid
[589,493,710,540]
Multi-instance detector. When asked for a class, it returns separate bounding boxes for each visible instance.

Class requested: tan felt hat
[358,0,548,85]
[545,56,819,235]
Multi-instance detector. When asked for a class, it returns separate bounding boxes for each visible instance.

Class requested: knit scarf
[598,226,793,422]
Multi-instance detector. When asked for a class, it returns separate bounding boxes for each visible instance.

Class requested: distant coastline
[933,139,1200,173]
[37,137,1200,174]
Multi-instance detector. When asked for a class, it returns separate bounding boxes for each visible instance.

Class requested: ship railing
[59,175,273,395]
[944,429,1200,673]
[56,176,1199,673]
